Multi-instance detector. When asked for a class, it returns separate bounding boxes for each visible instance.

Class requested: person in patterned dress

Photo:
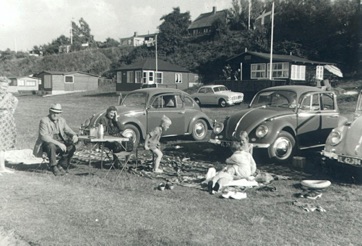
[0,76,18,174]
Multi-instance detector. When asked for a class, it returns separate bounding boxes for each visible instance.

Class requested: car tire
[122,124,140,147]
[191,119,208,141]
[268,131,295,163]
[194,98,201,106]
[219,99,227,108]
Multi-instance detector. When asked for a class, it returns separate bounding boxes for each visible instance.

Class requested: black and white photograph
[0,0,361,245]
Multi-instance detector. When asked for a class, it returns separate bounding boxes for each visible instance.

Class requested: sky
[0,0,231,52]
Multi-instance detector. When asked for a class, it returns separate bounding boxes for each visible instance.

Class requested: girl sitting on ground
[208,135,256,194]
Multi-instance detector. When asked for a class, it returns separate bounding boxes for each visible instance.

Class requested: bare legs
[0,150,14,174]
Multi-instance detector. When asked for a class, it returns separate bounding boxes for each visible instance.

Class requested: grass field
[1,87,361,246]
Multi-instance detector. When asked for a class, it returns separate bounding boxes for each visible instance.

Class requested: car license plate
[337,156,362,166]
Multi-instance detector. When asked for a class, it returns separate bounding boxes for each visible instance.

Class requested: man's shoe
[51,166,63,176]
[57,165,67,175]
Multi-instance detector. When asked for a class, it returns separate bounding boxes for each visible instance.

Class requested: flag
[255,9,272,27]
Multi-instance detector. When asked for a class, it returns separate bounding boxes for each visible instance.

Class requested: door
[147,94,185,136]
[297,93,322,147]
[319,92,339,142]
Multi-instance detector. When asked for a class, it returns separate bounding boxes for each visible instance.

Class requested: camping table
[78,135,129,169]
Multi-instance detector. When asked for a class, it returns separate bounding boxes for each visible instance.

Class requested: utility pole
[70,20,73,45]
[155,34,158,75]
[248,0,251,30]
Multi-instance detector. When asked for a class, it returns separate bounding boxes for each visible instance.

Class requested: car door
[319,92,339,142]
[296,93,322,147]
[147,94,185,136]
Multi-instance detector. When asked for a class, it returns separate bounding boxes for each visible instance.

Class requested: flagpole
[269,1,274,80]
[155,34,158,76]
[248,0,251,30]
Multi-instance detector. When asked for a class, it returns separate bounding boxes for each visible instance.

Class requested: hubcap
[273,137,292,159]
[194,123,206,138]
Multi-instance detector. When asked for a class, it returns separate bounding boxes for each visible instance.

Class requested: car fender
[248,117,296,146]
[119,118,146,140]
[187,115,213,134]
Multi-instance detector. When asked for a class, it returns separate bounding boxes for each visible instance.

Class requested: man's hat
[50,103,62,113]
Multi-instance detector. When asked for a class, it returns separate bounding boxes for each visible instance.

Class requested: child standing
[144,115,172,173]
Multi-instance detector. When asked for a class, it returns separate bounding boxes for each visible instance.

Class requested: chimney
[212,6,217,14]
[134,32,137,37]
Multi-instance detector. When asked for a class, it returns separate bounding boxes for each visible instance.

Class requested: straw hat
[49,103,62,113]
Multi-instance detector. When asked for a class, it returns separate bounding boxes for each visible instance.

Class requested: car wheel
[268,131,295,162]
[219,99,227,108]
[194,98,201,106]
[191,119,208,141]
[122,124,140,147]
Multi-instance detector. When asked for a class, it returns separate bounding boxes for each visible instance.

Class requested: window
[156,72,163,84]
[117,72,122,83]
[127,71,134,83]
[301,94,320,111]
[321,93,335,110]
[291,65,306,80]
[251,64,266,79]
[316,66,324,80]
[64,75,74,83]
[18,80,25,86]
[149,71,154,82]
[267,62,289,78]
[25,80,36,86]
[143,72,147,83]
[135,71,142,83]
[184,97,194,108]
[175,73,182,83]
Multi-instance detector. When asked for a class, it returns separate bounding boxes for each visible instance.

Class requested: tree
[71,18,96,51]
[157,7,191,55]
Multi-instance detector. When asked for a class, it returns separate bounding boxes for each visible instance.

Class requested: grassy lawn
[1,88,361,245]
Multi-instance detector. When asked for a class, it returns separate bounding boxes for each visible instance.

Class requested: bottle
[97,124,104,139]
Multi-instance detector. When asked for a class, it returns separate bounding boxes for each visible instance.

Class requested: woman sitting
[99,106,126,154]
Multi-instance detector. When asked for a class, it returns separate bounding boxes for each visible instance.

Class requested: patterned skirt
[0,111,16,151]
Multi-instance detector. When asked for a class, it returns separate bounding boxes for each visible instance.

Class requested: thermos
[97,124,104,139]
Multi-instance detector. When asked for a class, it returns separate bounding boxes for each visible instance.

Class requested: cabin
[8,76,40,94]
[115,58,199,92]
[119,32,157,47]
[35,71,99,95]
[188,6,228,36]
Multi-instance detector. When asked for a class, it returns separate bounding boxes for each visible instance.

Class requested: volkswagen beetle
[212,85,340,163]
[80,88,213,146]
[322,90,362,167]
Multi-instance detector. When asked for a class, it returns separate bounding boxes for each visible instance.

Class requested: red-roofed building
[115,58,199,92]
[188,7,228,36]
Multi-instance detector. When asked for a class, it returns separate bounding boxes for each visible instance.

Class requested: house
[226,51,340,83]
[8,76,40,94]
[115,58,199,92]
[188,6,228,36]
[34,71,99,95]
[119,32,157,47]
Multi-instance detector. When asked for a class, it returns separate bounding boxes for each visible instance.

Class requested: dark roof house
[188,6,228,36]
[115,58,199,92]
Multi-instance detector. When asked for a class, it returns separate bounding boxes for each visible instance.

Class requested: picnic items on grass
[301,180,331,189]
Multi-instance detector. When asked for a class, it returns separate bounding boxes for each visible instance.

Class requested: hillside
[0,46,133,78]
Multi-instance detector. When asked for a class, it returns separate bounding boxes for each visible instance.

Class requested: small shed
[35,71,99,95]
[8,76,40,94]
[115,58,199,92]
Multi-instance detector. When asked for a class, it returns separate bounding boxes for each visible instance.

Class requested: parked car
[191,85,244,107]
[80,88,214,146]
[322,90,362,167]
[211,86,340,162]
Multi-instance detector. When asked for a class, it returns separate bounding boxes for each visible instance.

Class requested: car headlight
[82,118,91,128]
[329,130,342,146]
[213,122,224,135]
[255,125,268,138]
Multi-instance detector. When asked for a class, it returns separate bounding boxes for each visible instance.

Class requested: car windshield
[121,92,147,107]
[251,90,297,108]
[213,86,228,92]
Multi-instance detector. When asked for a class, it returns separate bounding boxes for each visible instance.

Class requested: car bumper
[322,150,362,167]
[227,99,243,105]
[209,139,270,148]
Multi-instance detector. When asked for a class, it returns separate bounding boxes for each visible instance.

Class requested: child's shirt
[225,150,256,179]
[146,126,163,150]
